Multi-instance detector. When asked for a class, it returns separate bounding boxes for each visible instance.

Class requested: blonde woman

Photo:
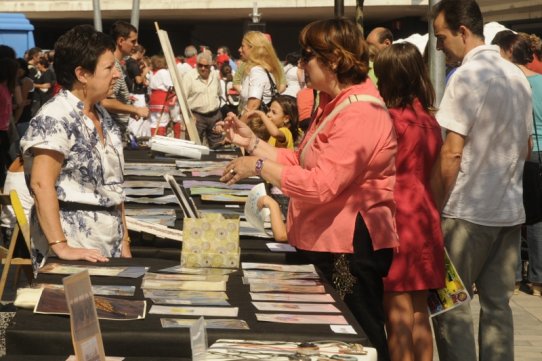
[238,31,284,122]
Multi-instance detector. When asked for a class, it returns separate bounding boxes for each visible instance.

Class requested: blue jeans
[516,222,542,283]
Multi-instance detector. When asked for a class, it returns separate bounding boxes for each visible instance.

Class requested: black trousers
[288,214,393,361]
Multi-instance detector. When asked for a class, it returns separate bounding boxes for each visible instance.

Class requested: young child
[257,195,287,242]
[148,55,182,138]
[245,95,298,149]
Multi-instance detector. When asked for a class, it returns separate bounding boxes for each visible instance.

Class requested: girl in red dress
[375,42,445,361]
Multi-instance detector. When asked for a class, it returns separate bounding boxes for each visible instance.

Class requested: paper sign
[63,270,106,361]
[190,316,208,361]
[244,183,271,234]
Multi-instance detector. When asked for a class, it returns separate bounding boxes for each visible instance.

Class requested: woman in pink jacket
[221,18,399,361]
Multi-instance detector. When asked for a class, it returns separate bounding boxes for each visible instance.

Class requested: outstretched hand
[215,112,255,148]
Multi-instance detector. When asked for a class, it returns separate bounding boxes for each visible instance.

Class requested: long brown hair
[299,18,369,85]
[374,42,435,112]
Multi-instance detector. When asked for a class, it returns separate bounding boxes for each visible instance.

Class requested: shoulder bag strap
[300,94,386,167]
[264,69,278,98]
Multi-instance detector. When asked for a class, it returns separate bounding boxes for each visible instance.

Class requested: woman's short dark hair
[299,18,369,84]
[285,52,300,66]
[431,0,484,39]
[492,30,534,66]
[0,57,19,93]
[374,42,435,112]
[54,24,116,90]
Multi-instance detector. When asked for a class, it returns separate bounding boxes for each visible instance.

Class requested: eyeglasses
[300,48,316,63]
[197,63,211,69]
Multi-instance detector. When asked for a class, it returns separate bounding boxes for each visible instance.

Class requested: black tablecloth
[6,258,369,358]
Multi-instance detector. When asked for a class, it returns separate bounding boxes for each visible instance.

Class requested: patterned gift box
[181,213,240,268]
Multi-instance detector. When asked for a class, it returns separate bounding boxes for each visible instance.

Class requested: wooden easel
[154,22,201,145]
[0,190,33,301]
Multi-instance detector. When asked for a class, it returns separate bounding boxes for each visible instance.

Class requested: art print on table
[243,270,320,280]
[255,313,348,325]
[251,302,340,313]
[39,263,147,278]
[143,289,228,300]
[33,283,136,297]
[149,305,239,317]
[243,278,321,286]
[161,318,249,330]
[249,283,326,294]
[249,292,335,303]
[158,265,235,275]
[141,278,227,292]
[36,287,147,320]
[241,262,316,273]
[144,272,228,282]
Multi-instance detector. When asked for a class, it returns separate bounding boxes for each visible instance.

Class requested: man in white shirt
[181,52,223,148]
[430,1,533,361]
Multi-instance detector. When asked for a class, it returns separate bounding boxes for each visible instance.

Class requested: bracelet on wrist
[255,158,265,177]
[247,137,260,155]
[123,237,131,244]
[48,239,67,246]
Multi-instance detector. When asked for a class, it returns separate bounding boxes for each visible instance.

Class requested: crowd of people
[0,0,542,360]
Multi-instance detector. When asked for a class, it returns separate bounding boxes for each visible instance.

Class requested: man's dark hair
[377,28,394,44]
[110,21,137,42]
[54,24,116,90]
[27,47,42,59]
[431,0,484,39]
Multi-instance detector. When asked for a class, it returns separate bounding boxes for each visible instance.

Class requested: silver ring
[229,169,236,175]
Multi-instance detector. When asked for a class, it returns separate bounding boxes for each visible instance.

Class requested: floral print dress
[20,89,126,273]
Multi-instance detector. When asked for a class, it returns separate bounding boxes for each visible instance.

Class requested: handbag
[523,113,542,225]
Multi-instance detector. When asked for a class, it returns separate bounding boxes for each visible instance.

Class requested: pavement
[433,283,542,361]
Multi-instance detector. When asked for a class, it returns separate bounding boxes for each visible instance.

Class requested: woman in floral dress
[21,25,131,272]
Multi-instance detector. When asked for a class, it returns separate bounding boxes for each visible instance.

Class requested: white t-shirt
[240,66,276,109]
[0,171,33,229]
[282,64,301,98]
[149,69,173,92]
[438,45,533,226]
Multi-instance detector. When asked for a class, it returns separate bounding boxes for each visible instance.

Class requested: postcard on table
[243,270,320,280]
[255,313,348,325]
[141,279,227,292]
[250,293,335,303]
[144,272,229,282]
[241,262,316,273]
[39,263,147,278]
[252,302,340,313]
[143,289,228,300]
[62,271,106,361]
[33,283,136,297]
[161,318,249,330]
[266,242,296,252]
[249,283,326,294]
[36,287,147,320]
[157,265,235,275]
[149,305,239,317]
[151,297,230,306]
[243,278,321,286]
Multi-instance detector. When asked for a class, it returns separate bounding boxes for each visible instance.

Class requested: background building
[0,0,540,58]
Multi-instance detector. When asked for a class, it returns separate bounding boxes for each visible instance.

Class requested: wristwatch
[255,158,265,177]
